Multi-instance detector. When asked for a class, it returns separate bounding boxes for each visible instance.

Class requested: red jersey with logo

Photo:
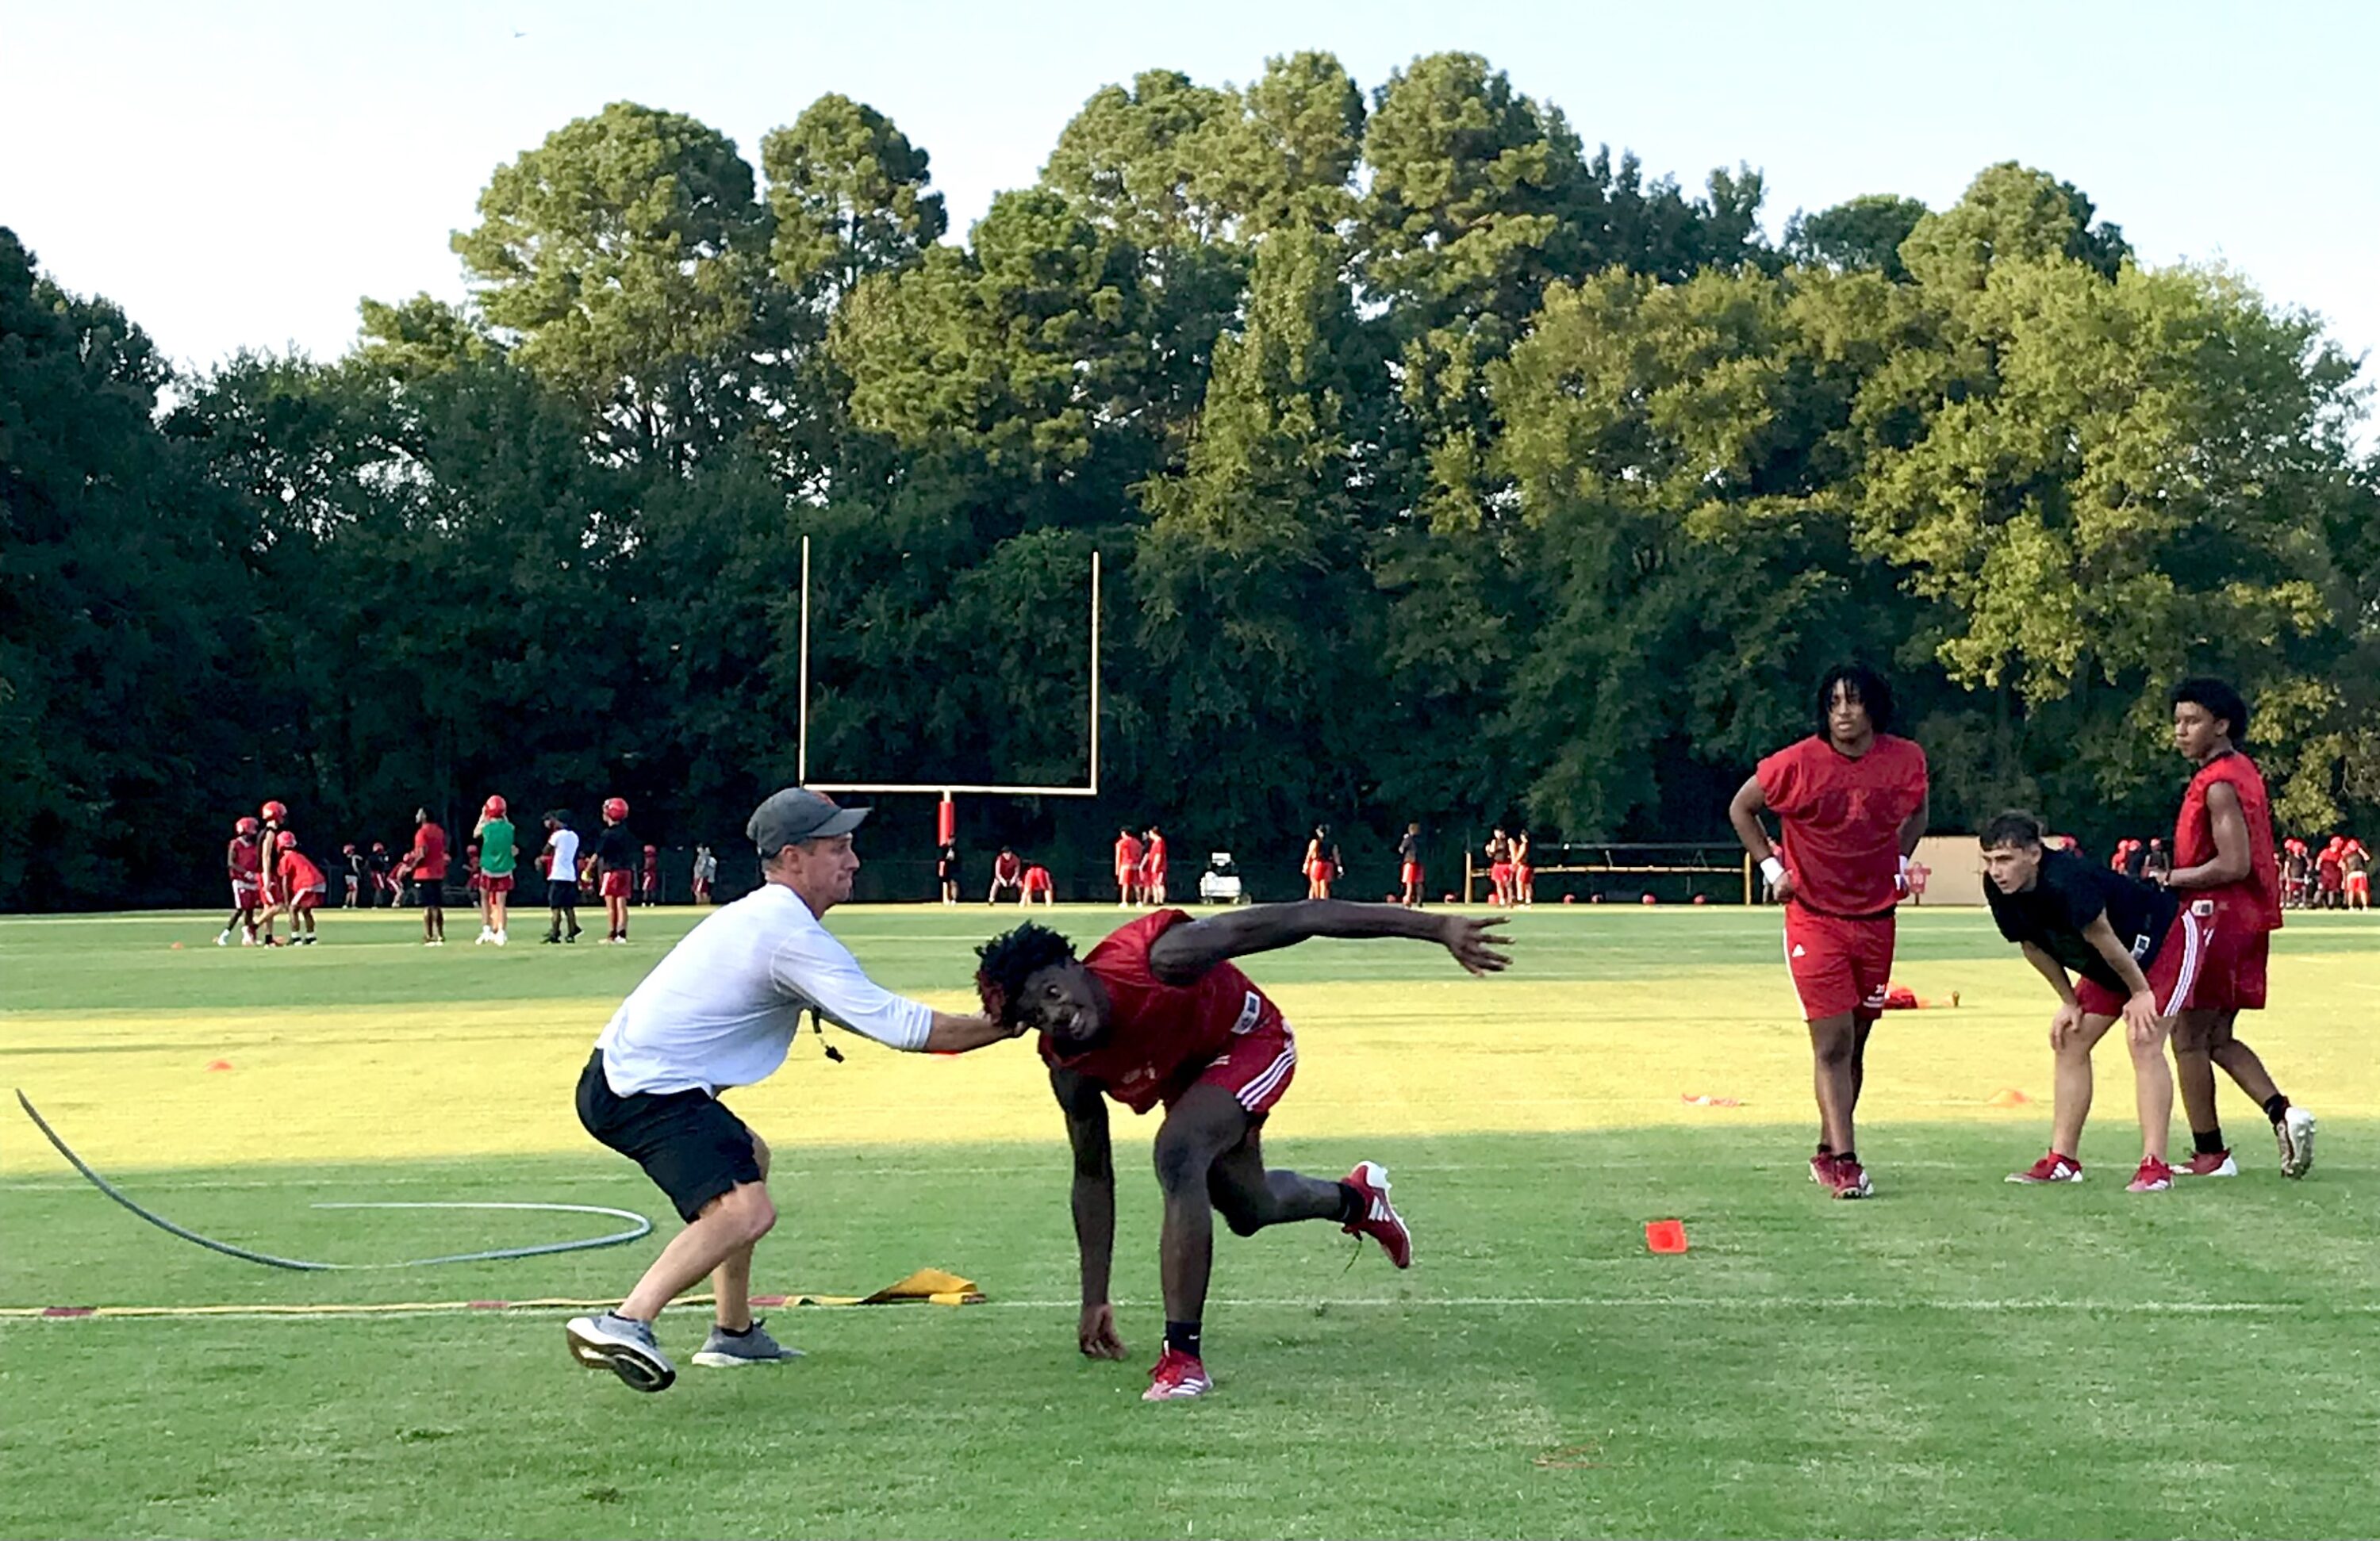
[410,822,450,880]
[277,849,326,892]
[1115,834,1143,872]
[2173,753,2282,932]
[1041,909,1283,1114]
[1756,734,1929,918]
[228,837,263,882]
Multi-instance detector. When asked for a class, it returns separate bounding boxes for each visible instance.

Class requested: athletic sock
[2261,1093,2291,1125]
[1837,1148,1857,1167]
[1334,1182,1365,1224]
[2194,1127,2228,1156]
[1165,1321,1202,1360]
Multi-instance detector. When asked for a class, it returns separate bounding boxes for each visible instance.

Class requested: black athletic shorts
[574,1050,762,1222]
[547,877,578,909]
[415,876,445,907]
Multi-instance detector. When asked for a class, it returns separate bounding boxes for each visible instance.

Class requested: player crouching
[263,831,328,945]
[975,899,1511,1401]
[1981,812,2198,1192]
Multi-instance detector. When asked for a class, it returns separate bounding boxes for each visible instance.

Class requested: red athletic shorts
[231,880,261,908]
[1491,862,1512,884]
[1401,861,1422,886]
[1781,907,1895,1021]
[2190,895,2270,1011]
[290,886,325,913]
[482,874,513,894]
[1514,864,1534,886]
[600,871,632,899]
[1171,1018,1298,1117]
[2348,873,2370,897]
[2075,903,2210,1018]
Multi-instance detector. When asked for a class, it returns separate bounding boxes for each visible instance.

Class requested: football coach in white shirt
[565,787,1021,1392]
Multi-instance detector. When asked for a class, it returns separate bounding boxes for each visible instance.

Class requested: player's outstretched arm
[1052,1067,1124,1359]
[1146,899,1511,983]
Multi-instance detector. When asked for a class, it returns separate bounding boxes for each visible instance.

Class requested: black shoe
[542,934,560,945]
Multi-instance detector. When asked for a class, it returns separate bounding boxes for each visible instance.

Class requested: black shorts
[547,877,578,908]
[574,1050,762,1223]
[415,876,445,907]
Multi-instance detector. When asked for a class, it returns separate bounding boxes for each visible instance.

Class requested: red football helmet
[236,816,260,836]
[274,830,298,849]
[483,795,507,818]
[604,797,629,822]
[261,799,288,822]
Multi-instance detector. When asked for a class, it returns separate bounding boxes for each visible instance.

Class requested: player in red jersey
[2157,678,2315,1179]
[640,844,662,907]
[987,847,1025,905]
[974,901,1511,1401]
[1021,864,1056,907]
[1141,826,1169,905]
[1511,828,1534,907]
[266,830,328,945]
[394,807,451,946]
[1729,665,1929,1200]
[1115,827,1144,907]
[219,816,266,945]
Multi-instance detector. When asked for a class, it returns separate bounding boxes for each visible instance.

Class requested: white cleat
[215,931,230,947]
[2277,1106,2317,1179]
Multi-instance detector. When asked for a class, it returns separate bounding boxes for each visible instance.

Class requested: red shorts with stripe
[1172,1018,1298,1118]
[600,871,632,899]
[1782,907,1896,1021]
[231,880,261,908]
[2189,895,2270,1011]
[2075,903,2211,1017]
[290,886,325,912]
[1401,862,1422,886]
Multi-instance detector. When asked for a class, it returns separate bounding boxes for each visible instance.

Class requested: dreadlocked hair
[974,922,1077,1026]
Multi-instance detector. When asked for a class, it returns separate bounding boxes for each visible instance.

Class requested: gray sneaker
[2277,1105,2317,1179]
[692,1317,804,1368]
[565,1312,676,1393]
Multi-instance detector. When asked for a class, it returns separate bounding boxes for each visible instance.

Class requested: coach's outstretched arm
[776,937,1023,1054]
[1145,899,1511,983]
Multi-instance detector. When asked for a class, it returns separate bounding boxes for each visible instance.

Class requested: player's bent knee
[1152,1133,1220,1195]
[704,1183,776,1245]
[1219,1206,1266,1238]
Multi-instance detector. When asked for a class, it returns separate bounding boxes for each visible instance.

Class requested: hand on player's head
[1441,914,1513,976]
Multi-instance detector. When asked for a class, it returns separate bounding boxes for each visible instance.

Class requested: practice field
[2,905,2376,1539]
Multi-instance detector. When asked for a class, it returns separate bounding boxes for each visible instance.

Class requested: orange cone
[205,1060,232,1072]
[1987,1087,2029,1107]
[1645,1219,1688,1254]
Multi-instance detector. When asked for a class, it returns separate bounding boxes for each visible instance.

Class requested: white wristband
[1760,857,1785,887]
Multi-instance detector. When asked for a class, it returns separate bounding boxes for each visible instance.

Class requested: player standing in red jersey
[1728,665,1929,1200]
[2156,678,2315,1179]
[974,900,1511,1401]
[1141,826,1169,905]
[266,830,328,945]
[1303,826,1333,900]
[218,816,266,946]
[395,807,451,947]
[1115,827,1144,907]
[640,843,662,908]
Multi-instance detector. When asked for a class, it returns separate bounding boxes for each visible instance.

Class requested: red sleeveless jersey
[1040,909,1282,1114]
[228,838,262,880]
[2173,752,2282,932]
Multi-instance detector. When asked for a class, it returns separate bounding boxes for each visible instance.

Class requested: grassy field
[2,902,2376,1539]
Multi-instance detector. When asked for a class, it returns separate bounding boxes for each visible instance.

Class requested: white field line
[7,1294,2378,1324]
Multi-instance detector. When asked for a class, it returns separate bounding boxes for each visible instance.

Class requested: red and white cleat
[2126,1156,2175,1193]
[1342,1160,1412,1268]
[1142,1346,1213,1402]
[1829,1158,1874,1199]
[2006,1152,2083,1184]
[2175,1149,2238,1179]
[1809,1153,1834,1186]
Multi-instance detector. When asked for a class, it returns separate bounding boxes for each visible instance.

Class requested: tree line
[4,50,2375,909]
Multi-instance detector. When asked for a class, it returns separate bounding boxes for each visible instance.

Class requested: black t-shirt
[596,826,639,872]
[1986,847,2178,991]
[2121,848,2147,878]
[1398,831,1422,864]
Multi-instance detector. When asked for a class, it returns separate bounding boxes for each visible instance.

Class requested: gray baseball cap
[747,788,869,854]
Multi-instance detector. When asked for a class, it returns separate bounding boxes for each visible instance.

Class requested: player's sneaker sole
[2277,1107,2316,1179]
[565,1314,676,1393]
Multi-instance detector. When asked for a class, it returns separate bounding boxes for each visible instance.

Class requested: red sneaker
[2175,1149,2239,1178]
[2006,1151,2083,1184]
[1829,1158,1874,1199]
[1809,1153,1834,1186]
[1342,1160,1411,1268]
[1142,1346,1212,1402]
[2126,1156,2174,1193]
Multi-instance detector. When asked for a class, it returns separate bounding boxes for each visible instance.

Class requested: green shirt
[478,818,516,876]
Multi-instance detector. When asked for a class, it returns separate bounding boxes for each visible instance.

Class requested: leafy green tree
[1783,194,1929,280]
[451,101,780,471]
[1207,51,1367,237]
[355,293,502,383]
[1898,161,2129,289]
[763,94,946,310]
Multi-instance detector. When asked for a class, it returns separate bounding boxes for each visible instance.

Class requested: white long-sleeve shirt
[594,883,934,1095]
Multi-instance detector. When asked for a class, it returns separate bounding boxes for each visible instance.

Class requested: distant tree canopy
[2,51,2374,908]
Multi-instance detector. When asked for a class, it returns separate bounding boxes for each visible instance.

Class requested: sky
[5,0,2376,419]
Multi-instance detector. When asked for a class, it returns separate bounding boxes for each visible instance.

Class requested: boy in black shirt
[1982,811,2209,1193]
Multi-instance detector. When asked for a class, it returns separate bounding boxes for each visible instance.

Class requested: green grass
[3,904,2378,1538]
